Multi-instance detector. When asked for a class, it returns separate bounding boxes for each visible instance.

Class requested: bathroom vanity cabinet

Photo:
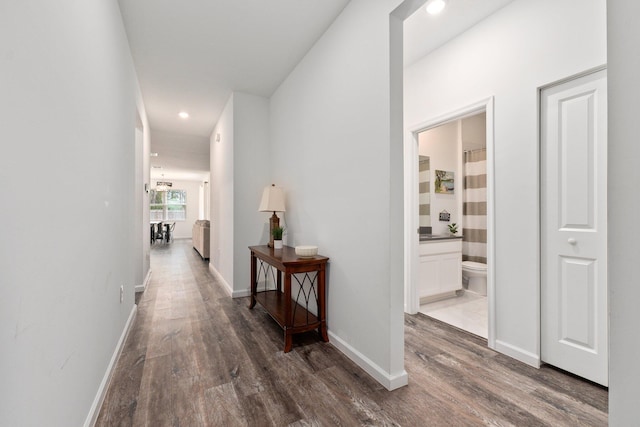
[418,238,462,301]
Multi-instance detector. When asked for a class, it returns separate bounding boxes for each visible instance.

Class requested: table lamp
[259,184,286,248]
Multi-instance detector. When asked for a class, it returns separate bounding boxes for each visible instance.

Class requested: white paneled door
[541,69,608,386]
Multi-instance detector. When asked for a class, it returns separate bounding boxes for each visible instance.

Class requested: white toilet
[462,261,487,296]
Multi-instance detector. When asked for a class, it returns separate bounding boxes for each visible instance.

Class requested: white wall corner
[135,269,152,294]
[84,305,137,427]
[328,331,408,391]
[494,339,541,368]
[208,262,248,297]
[209,263,234,297]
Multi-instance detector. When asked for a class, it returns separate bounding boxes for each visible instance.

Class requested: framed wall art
[434,170,454,194]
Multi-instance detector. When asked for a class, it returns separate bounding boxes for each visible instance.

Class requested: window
[150,189,187,221]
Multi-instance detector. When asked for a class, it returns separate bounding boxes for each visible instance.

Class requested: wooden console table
[249,245,329,353]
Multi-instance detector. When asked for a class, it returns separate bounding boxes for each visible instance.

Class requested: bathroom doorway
[405,100,495,345]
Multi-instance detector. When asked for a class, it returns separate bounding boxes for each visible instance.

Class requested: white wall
[210,94,235,289]
[135,108,152,292]
[269,0,407,389]
[199,181,211,221]
[152,179,202,239]
[0,1,145,425]
[141,103,152,286]
[232,93,271,295]
[404,0,606,365]
[134,127,144,291]
[461,113,486,151]
[608,2,640,424]
[418,121,460,235]
[209,92,270,296]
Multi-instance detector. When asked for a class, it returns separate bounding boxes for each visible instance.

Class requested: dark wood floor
[96,239,607,426]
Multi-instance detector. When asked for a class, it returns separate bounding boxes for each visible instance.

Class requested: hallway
[96,239,607,426]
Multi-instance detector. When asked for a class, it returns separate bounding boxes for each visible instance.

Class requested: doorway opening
[405,99,495,347]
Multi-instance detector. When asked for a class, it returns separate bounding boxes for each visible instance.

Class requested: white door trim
[404,97,496,349]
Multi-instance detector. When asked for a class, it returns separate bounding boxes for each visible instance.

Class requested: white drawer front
[419,240,462,256]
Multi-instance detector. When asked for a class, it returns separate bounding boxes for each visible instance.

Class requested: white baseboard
[135,269,152,293]
[328,331,408,391]
[232,289,251,298]
[207,263,251,298]
[494,339,540,368]
[84,304,137,427]
[419,291,458,305]
[208,263,232,297]
[209,265,409,390]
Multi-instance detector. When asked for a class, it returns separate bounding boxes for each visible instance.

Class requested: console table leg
[276,270,282,293]
[318,267,328,342]
[284,330,293,353]
[319,323,329,342]
[249,253,257,309]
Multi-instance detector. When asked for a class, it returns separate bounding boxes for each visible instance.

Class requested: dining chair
[156,222,164,242]
[166,222,176,242]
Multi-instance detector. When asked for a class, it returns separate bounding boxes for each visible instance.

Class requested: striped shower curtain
[463,149,487,264]
[419,156,430,228]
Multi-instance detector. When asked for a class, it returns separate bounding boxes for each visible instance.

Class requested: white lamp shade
[258,185,286,212]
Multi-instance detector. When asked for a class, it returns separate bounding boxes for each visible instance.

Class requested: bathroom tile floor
[420,291,488,338]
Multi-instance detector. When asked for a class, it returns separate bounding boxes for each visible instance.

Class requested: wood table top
[249,245,329,266]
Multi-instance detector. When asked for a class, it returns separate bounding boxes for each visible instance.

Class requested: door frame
[404,97,496,349]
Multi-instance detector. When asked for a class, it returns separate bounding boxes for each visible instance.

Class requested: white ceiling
[149,131,210,181]
[403,0,516,67]
[118,0,350,138]
[118,0,516,181]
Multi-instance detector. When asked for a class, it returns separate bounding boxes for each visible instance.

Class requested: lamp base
[268,212,280,248]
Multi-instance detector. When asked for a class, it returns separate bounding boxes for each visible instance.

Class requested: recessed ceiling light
[426,0,446,15]
[178,111,189,119]
[150,152,158,157]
